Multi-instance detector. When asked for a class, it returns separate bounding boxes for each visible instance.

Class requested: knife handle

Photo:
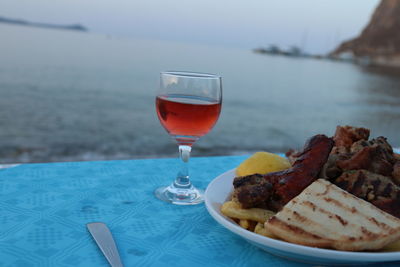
[87,222,124,267]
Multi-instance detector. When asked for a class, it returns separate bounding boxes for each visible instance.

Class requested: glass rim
[161,71,221,79]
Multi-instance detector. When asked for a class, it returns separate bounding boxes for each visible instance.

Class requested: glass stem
[174,145,192,189]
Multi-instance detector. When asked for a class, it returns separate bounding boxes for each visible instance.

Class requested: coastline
[0,16,88,32]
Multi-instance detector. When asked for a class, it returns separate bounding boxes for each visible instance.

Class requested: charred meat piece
[232,174,273,208]
[322,126,400,217]
[337,146,394,177]
[321,135,397,181]
[334,170,400,218]
[392,161,400,185]
[350,136,393,155]
[372,198,400,220]
[233,173,265,188]
[233,134,334,210]
[319,153,350,181]
[332,125,370,150]
[336,147,377,172]
[335,170,397,201]
[269,134,334,207]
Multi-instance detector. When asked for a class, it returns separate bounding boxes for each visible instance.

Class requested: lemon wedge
[236,152,291,176]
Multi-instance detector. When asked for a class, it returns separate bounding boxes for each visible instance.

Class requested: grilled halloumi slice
[265,179,400,251]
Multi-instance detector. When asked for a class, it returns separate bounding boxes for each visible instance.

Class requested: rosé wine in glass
[155,71,222,205]
[156,94,221,145]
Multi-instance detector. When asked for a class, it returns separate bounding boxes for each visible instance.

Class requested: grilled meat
[234,125,400,219]
[350,136,394,155]
[232,174,273,208]
[332,125,370,152]
[392,161,400,185]
[321,127,398,181]
[336,144,394,177]
[269,134,334,206]
[335,170,400,218]
[233,134,334,210]
[321,126,400,218]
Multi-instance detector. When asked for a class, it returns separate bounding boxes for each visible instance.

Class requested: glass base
[154,184,204,205]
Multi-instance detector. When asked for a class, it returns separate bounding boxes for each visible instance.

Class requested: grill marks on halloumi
[265,179,400,251]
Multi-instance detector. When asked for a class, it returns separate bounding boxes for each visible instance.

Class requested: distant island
[0,16,88,32]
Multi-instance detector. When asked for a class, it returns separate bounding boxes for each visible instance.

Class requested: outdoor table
[0,156,399,266]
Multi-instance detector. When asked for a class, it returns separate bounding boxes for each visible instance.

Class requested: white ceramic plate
[205,169,400,265]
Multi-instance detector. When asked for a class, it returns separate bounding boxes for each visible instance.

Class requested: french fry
[221,201,275,223]
[254,222,276,238]
[238,219,258,231]
[248,220,257,232]
[239,219,250,229]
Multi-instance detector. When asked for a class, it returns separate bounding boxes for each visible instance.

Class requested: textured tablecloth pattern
[0,156,399,267]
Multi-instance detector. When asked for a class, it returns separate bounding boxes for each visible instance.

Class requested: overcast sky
[1,0,380,54]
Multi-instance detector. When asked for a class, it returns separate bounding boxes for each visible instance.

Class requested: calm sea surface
[1,24,400,163]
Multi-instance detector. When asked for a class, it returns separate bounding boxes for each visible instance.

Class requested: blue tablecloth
[0,156,398,267]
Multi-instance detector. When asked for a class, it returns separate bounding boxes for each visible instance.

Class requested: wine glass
[155,71,222,205]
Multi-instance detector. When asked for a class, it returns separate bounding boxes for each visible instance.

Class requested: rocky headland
[331,0,400,67]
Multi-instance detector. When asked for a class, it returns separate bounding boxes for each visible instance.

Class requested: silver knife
[87,222,124,267]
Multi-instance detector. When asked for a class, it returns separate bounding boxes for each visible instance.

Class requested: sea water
[1,24,400,163]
